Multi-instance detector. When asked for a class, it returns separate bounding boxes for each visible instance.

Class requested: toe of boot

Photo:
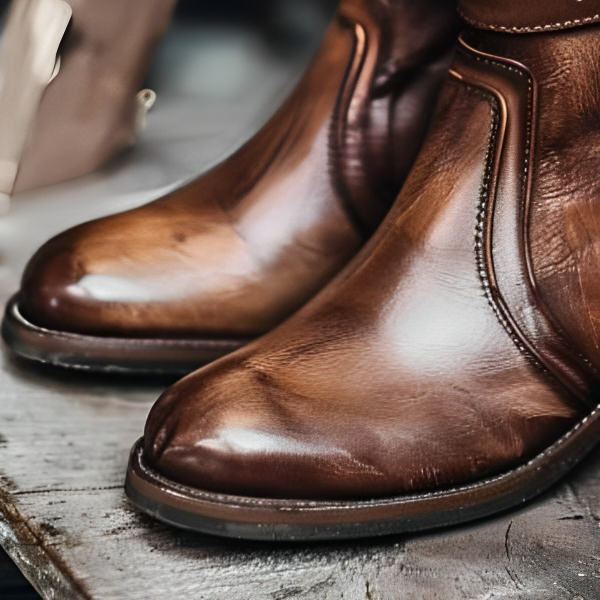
[142,359,393,501]
[19,226,97,335]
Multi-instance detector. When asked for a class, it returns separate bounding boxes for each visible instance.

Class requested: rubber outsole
[1,295,249,376]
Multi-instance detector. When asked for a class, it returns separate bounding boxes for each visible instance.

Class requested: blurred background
[0,0,336,597]
[149,0,337,98]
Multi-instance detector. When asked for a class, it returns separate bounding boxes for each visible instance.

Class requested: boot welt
[125,408,600,542]
[1,295,247,376]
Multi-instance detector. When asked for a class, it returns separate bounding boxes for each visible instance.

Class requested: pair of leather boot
[4,0,600,541]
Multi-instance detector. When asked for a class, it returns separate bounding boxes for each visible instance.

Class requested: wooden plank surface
[0,79,599,600]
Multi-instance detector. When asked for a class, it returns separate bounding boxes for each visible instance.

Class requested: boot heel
[0,0,72,213]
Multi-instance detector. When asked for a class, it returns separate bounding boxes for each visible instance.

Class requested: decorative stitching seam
[461,48,599,383]
[458,8,600,33]
[466,78,545,372]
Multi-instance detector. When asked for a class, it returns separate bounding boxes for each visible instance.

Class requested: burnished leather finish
[13,0,177,193]
[462,26,600,390]
[141,23,600,508]
[15,0,460,346]
[333,0,463,232]
[458,0,600,33]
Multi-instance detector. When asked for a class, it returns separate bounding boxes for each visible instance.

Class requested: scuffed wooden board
[1,446,599,599]
[0,95,598,600]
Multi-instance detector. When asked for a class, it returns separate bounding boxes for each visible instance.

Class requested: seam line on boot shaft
[456,25,600,383]
[457,0,600,33]
[459,11,600,34]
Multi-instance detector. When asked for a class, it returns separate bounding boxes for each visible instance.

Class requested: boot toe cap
[19,229,96,334]
[17,218,187,338]
[142,363,396,501]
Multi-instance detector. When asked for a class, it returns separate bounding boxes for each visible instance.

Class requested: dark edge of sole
[124,405,600,542]
[1,294,249,376]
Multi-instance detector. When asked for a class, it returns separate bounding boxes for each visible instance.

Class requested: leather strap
[458,0,600,33]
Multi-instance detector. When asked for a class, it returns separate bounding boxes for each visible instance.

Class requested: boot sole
[1,295,248,375]
[125,406,600,541]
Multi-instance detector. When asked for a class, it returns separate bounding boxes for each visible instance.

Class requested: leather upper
[18,0,461,340]
[463,25,600,389]
[143,27,599,500]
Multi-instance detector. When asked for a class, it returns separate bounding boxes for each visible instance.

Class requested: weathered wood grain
[0,75,599,600]
[2,454,599,599]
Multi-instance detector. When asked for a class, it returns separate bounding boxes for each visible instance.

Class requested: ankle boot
[3,0,461,375]
[0,0,177,206]
[126,0,600,540]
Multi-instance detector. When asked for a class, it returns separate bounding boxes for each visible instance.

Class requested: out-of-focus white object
[0,0,178,213]
[0,0,71,213]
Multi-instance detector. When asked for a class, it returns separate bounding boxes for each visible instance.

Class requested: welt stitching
[458,8,600,33]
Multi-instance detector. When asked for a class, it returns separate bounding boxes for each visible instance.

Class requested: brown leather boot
[0,0,177,206]
[3,0,461,375]
[126,0,600,540]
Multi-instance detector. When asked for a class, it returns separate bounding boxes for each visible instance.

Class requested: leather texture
[142,24,599,501]
[13,0,177,193]
[463,25,600,393]
[17,0,461,341]
[458,0,600,33]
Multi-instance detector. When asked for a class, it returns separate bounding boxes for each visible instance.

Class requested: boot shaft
[449,8,600,383]
[332,0,462,234]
